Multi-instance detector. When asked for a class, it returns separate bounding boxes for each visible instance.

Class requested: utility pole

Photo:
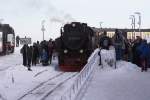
[41,20,45,41]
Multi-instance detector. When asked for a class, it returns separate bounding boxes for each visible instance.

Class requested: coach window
[7,34,13,44]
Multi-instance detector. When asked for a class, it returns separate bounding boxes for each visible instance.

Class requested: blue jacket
[147,44,150,64]
[41,50,48,61]
[137,42,150,59]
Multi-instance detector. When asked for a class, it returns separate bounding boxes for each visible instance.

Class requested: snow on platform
[82,61,150,100]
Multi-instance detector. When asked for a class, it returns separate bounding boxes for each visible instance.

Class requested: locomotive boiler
[55,22,96,71]
[0,24,15,55]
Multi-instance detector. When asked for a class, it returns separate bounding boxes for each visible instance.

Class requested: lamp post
[129,17,133,39]
[99,22,103,29]
[135,12,141,37]
[99,22,103,35]
[41,20,45,41]
[130,15,135,40]
[97,22,103,47]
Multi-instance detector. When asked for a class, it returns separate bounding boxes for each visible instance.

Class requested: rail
[59,49,99,100]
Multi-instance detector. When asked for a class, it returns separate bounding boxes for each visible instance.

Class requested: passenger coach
[0,24,15,55]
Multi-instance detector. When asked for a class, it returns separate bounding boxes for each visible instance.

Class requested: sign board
[20,38,32,45]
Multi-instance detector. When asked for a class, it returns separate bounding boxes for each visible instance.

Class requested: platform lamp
[41,20,46,41]
[99,22,103,35]
[129,17,134,40]
[130,15,136,40]
[135,12,141,38]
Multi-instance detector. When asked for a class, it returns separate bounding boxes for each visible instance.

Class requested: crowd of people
[20,39,55,71]
[99,29,150,72]
[20,29,150,72]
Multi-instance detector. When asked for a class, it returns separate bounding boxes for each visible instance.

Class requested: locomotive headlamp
[64,50,68,53]
[79,49,83,53]
[72,24,76,27]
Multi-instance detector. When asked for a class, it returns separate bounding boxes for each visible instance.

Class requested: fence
[59,49,99,100]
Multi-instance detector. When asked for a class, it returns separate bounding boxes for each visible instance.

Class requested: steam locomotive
[0,24,15,55]
[55,22,96,71]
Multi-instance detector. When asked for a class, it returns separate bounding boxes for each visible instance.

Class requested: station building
[92,28,150,40]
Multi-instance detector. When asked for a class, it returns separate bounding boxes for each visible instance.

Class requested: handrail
[59,49,99,100]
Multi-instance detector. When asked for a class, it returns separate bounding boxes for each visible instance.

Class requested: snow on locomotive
[0,24,15,55]
[55,22,96,72]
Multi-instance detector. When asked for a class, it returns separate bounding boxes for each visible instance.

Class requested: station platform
[81,61,150,100]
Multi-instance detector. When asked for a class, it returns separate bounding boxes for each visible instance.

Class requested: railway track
[39,73,77,100]
[17,72,77,100]
[0,63,20,72]
[0,66,11,71]
[0,53,22,72]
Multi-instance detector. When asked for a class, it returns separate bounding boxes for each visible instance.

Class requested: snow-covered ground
[1,47,150,100]
[82,61,150,100]
[0,48,22,71]
[0,47,77,100]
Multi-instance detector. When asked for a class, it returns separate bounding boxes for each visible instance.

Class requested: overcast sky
[0,0,149,42]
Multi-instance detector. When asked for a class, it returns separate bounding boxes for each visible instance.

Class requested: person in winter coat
[147,43,150,68]
[112,29,126,60]
[16,36,20,47]
[32,43,39,66]
[137,40,150,72]
[98,31,112,65]
[41,48,49,66]
[36,41,40,64]
[132,36,142,66]
[27,46,32,71]
[48,39,54,64]
[21,44,28,66]
[52,41,56,60]
[99,31,111,50]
